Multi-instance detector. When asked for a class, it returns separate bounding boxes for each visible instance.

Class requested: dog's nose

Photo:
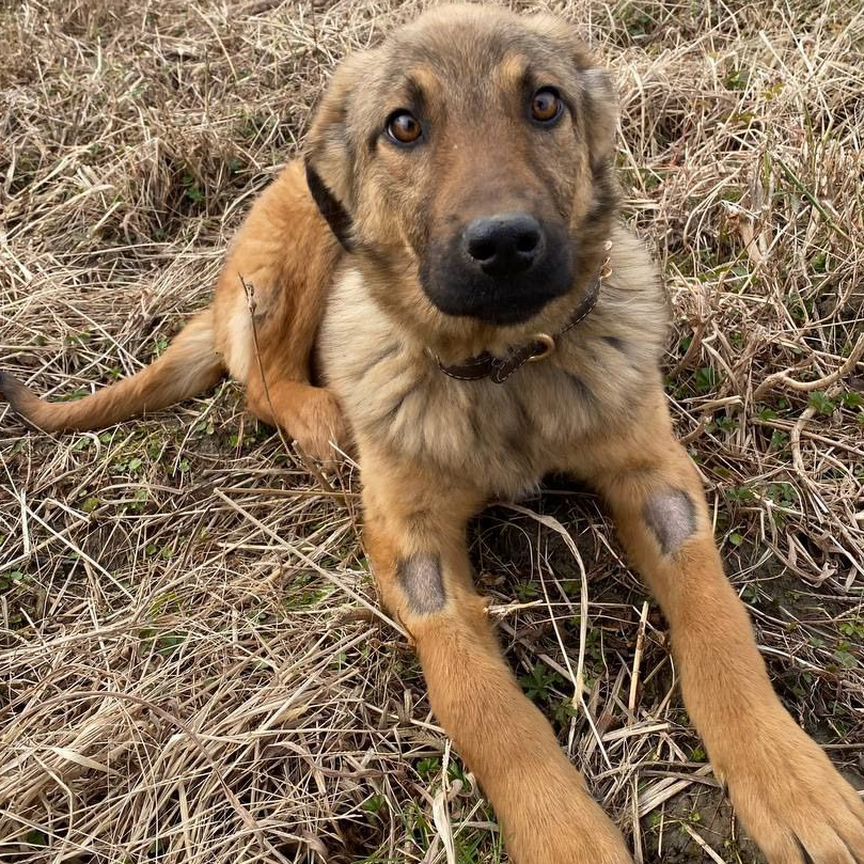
[463,213,544,277]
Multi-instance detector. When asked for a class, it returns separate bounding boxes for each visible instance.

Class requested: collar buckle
[527,333,556,362]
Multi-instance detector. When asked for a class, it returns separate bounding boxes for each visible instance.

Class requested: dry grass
[1,0,863,862]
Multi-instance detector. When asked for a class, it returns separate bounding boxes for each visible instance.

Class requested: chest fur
[319,237,667,497]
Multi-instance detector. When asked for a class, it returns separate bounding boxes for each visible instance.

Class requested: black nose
[463,213,544,277]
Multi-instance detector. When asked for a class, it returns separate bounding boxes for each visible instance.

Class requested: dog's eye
[531,87,563,124]
[386,110,423,145]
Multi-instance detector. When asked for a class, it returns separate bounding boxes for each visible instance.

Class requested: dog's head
[305,4,618,345]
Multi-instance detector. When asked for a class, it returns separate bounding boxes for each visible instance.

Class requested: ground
[1,0,862,862]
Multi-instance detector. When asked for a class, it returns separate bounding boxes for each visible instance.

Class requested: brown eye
[531,87,563,124]
[386,110,422,145]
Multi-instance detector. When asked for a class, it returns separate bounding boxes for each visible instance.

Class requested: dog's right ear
[304,51,375,250]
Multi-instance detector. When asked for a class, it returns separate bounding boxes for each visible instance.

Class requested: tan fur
[1,160,343,459]
[3,6,863,863]
[0,309,223,432]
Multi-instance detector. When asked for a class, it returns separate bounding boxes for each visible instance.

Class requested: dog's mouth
[419,212,574,326]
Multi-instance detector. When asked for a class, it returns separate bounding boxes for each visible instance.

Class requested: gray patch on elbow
[397,554,446,614]
[644,489,697,555]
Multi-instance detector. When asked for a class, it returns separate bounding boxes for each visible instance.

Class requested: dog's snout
[424,211,571,325]
[463,213,543,277]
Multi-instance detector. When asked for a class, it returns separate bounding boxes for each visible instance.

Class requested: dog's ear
[579,67,617,168]
[304,51,376,249]
[528,15,618,166]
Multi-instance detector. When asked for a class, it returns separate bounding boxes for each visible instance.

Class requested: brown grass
[1,1,863,862]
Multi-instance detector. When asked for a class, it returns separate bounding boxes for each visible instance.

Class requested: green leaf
[833,647,858,669]
[808,391,835,416]
[695,366,719,394]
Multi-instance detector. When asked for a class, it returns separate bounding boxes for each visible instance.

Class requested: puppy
[3,6,862,864]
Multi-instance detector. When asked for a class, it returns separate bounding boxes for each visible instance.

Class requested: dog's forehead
[380,5,573,88]
[338,5,598,145]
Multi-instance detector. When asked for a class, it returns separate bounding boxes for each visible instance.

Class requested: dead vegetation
[1,0,862,862]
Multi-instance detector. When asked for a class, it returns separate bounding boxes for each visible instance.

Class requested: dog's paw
[722,717,864,864]
[288,386,347,462]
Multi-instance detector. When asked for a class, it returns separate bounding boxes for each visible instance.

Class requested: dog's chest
[319,270,629,497]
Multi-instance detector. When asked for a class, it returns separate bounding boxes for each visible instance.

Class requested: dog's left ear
[528,15,618,166]
[304,50,377,249]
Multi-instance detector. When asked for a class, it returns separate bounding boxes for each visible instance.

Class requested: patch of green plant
[283,572,330,609]
[152,336,169,357]
[362,793,387,817]
[810,252,828,273]
[126,488,149,513]
[740,584,760,606]
[81,496,101,514]
[137,626,187,657]
[769,429,789,451]
[841,391,863,410]
[416,756,442,781]
[23,829,48,848]
[65,330,91,346]
[519,663,565,702]
[726,485,757,506]
[454,823,506,864]
[808,391,835,416]
[553,698,579,726]
[515,580,539,601]
[695,366,720,395]
[839,620,864,640]
[0,570,27,592]
[765,482,796,508]
[182,172,205,205]
[618,2,657,38]
[59,387,90,402]
[832,642,858,670]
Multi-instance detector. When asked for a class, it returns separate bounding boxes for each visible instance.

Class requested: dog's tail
[0,309,225,432]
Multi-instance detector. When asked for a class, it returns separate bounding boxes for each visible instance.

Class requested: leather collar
[305,162,354,251]
[436,253,609,384]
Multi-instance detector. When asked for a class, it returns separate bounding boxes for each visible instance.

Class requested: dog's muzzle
[420,211,574,326]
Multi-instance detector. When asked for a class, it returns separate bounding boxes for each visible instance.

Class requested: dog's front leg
[575,388,864,864]
[360,454,633,864]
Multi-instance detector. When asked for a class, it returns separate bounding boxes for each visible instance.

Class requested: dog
[2,6,862,863]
